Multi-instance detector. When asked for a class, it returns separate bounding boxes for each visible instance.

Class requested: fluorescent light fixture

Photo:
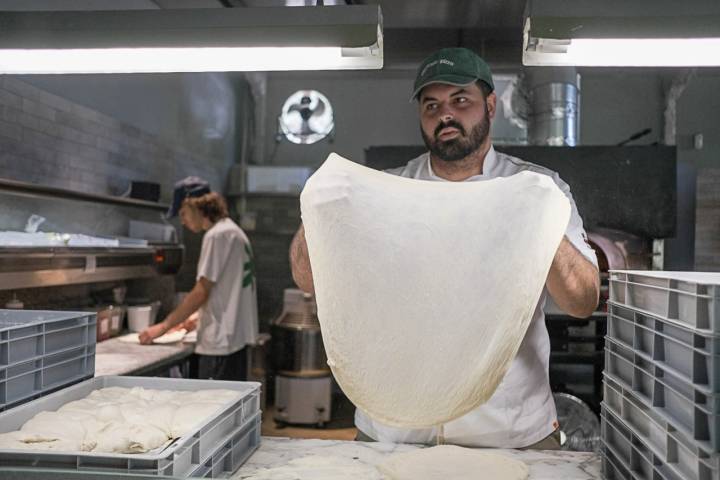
[523,1,720,67]
[0,6,383,74]
[0,46,381,74]
[525,37,720,67]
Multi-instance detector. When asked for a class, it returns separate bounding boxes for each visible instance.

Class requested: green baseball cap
[411,47,494,101]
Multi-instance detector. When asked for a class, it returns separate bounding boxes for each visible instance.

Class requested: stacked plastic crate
[602,270,720,480]
[0,309,96,411]
[0,376,261,478]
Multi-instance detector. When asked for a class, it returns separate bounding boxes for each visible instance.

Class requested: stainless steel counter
[234,437,601,479]
[94,335,194,376]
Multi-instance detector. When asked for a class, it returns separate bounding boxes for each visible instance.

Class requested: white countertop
[94,335,194,376]
[233,437,601,479]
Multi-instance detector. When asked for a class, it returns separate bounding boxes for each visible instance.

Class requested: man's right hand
[139,322,167,345]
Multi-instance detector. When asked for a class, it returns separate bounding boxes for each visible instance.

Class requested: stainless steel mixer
[271,288,332,426]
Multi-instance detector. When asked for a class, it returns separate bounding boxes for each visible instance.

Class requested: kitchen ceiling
[358,0,526,69]
[0,0,527,68]
[235,0,528,68]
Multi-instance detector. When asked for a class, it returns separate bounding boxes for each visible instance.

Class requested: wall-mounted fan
[278,90,334,145]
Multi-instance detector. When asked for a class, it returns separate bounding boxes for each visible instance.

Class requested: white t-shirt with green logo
[195,217,259,356]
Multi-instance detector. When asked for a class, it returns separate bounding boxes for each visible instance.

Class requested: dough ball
[94,422,169,454]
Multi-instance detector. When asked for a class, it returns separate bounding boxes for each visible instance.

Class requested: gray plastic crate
[602,446,642,480]
[0,310,96,411]
[609,271,720,333]
[603,346,720,453]
[602,436,683,480]
[0,309,96,365]
[189,411,261,478]
[605,334,720,412]
[602,447,632,480]
[0,376,261,478]
[607,304,720,392]
[601,419,696,480]
[605,339,720,451]
[0,415,260,480]
[0,468,178,480]
[601,402,718,480]
[604,376,720,473]
[0,345,95,410]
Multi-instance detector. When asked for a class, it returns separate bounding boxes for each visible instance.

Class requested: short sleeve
[197,232,232,283]
[551,171,599,269]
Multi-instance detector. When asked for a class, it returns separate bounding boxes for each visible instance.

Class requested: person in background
[289,48,600,448]
[140,177,258,381]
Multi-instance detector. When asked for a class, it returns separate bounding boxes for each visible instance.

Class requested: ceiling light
[0,6,383,74]
[522,1,720,67]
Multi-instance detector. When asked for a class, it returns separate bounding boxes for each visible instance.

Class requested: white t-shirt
[354,146,598,448]
[195,217,259,356]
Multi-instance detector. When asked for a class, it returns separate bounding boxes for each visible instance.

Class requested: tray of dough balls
[0,376,261,478]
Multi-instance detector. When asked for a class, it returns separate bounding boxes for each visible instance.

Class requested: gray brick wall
[0,77,233,240]
[228,196,301,329]
[0,76,237,314]
[246,230,297,330]
[0,77,228,203]
[696,168,720,271]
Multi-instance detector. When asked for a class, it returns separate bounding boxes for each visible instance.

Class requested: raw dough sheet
[300,153,570,427]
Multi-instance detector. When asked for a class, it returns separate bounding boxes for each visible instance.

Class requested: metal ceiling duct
[523,67,579,146]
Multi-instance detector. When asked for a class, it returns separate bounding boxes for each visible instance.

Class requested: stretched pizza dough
[301,153,570,428]
[378,445,529,480]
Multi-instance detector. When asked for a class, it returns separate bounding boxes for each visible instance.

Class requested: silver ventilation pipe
[522,67,580,146]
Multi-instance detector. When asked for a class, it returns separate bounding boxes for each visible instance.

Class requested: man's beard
[421,109,490,162]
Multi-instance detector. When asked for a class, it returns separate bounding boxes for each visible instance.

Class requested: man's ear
[486,92,497,120]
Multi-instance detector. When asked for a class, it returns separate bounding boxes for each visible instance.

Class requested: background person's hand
[139,322,167,344]
[169,311,198,333]
[183,311,199,332]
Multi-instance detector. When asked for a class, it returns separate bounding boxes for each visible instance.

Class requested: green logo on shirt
[243,243,256,288]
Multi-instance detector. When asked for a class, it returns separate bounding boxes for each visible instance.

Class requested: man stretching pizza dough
[290,48,599,449]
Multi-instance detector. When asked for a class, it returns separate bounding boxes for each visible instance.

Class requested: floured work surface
[0,387,241,453]
[379,445,529,480]
[301,153,570,427]
[243,455,384,479]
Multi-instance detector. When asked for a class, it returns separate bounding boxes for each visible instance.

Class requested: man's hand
[140,280,210,344]
[139,322,167,345]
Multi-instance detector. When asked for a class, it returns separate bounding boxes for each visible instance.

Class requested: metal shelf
[0,178,169,211]
[228,192,300,199]
[0,247,158,290]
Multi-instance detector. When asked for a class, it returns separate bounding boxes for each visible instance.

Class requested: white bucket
[127,305,156,332]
